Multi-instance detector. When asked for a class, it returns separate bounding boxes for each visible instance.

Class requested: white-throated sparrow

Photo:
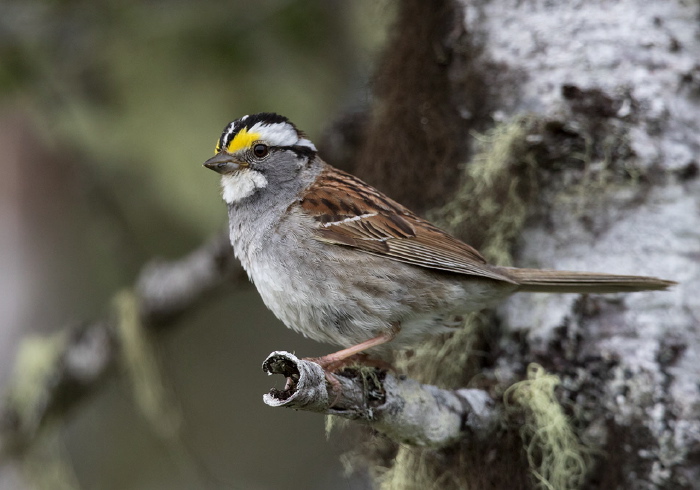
[203,113,674,367]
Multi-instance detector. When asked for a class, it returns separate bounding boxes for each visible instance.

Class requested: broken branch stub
[262,351,498,448]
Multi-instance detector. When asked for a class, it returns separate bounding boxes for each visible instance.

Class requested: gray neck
[226,158,324,259]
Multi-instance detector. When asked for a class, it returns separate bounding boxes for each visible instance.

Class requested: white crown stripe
[247,121,299,147]
[297,138,317,151]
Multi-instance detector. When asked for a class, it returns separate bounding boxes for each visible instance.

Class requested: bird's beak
[203,153,245,174]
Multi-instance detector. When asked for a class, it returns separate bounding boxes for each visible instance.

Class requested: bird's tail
[505,267,676,294]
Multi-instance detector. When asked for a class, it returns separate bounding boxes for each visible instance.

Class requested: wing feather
[302,165,516,284]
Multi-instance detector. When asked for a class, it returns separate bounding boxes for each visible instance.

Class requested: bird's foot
[303,353,393,406]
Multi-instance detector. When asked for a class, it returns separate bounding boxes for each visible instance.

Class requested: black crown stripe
[219,113,305,150]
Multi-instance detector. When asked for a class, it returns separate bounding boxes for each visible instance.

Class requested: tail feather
[505,267,676,294]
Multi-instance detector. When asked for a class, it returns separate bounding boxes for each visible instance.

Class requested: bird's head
[204,113,317,204]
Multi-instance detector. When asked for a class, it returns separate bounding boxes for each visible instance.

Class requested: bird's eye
[253,144,269,158]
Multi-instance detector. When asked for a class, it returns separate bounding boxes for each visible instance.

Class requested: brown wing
[300,165,516,283]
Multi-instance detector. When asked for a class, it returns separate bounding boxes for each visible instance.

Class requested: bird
[203,112,675,368]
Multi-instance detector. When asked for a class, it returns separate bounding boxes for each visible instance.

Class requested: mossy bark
[339,1,700,488]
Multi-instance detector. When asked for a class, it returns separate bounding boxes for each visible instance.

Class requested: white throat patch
[221,170,268,204]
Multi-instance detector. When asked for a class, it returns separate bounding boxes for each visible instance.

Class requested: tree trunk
[333,0,700,488]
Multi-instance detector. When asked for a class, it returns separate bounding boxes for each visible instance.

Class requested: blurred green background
[0,0,390,488]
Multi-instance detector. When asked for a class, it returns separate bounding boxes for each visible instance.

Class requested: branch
[262,351,498,448]
[138,230,242,325]
[0,231,243,457]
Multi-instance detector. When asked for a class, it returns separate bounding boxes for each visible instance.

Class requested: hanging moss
[431,116,537,264]
[504,364,593,490]
[378,446,457,490]
[114,290,181,438]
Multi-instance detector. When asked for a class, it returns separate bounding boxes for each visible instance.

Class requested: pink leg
[308,323,401,370]
[305,324,401,405]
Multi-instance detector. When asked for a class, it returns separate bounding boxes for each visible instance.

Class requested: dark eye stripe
[277,145,316,159]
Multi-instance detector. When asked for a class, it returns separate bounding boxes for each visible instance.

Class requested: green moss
[432,118,537,264]
[378,447,443,490]
[504,364,592,489]
[114,290,181,438]
[8,331,68,432]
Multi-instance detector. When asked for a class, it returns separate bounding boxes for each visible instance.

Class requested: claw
[302,325,401,407]
[303,353,394,407]
[324,371,343,406]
